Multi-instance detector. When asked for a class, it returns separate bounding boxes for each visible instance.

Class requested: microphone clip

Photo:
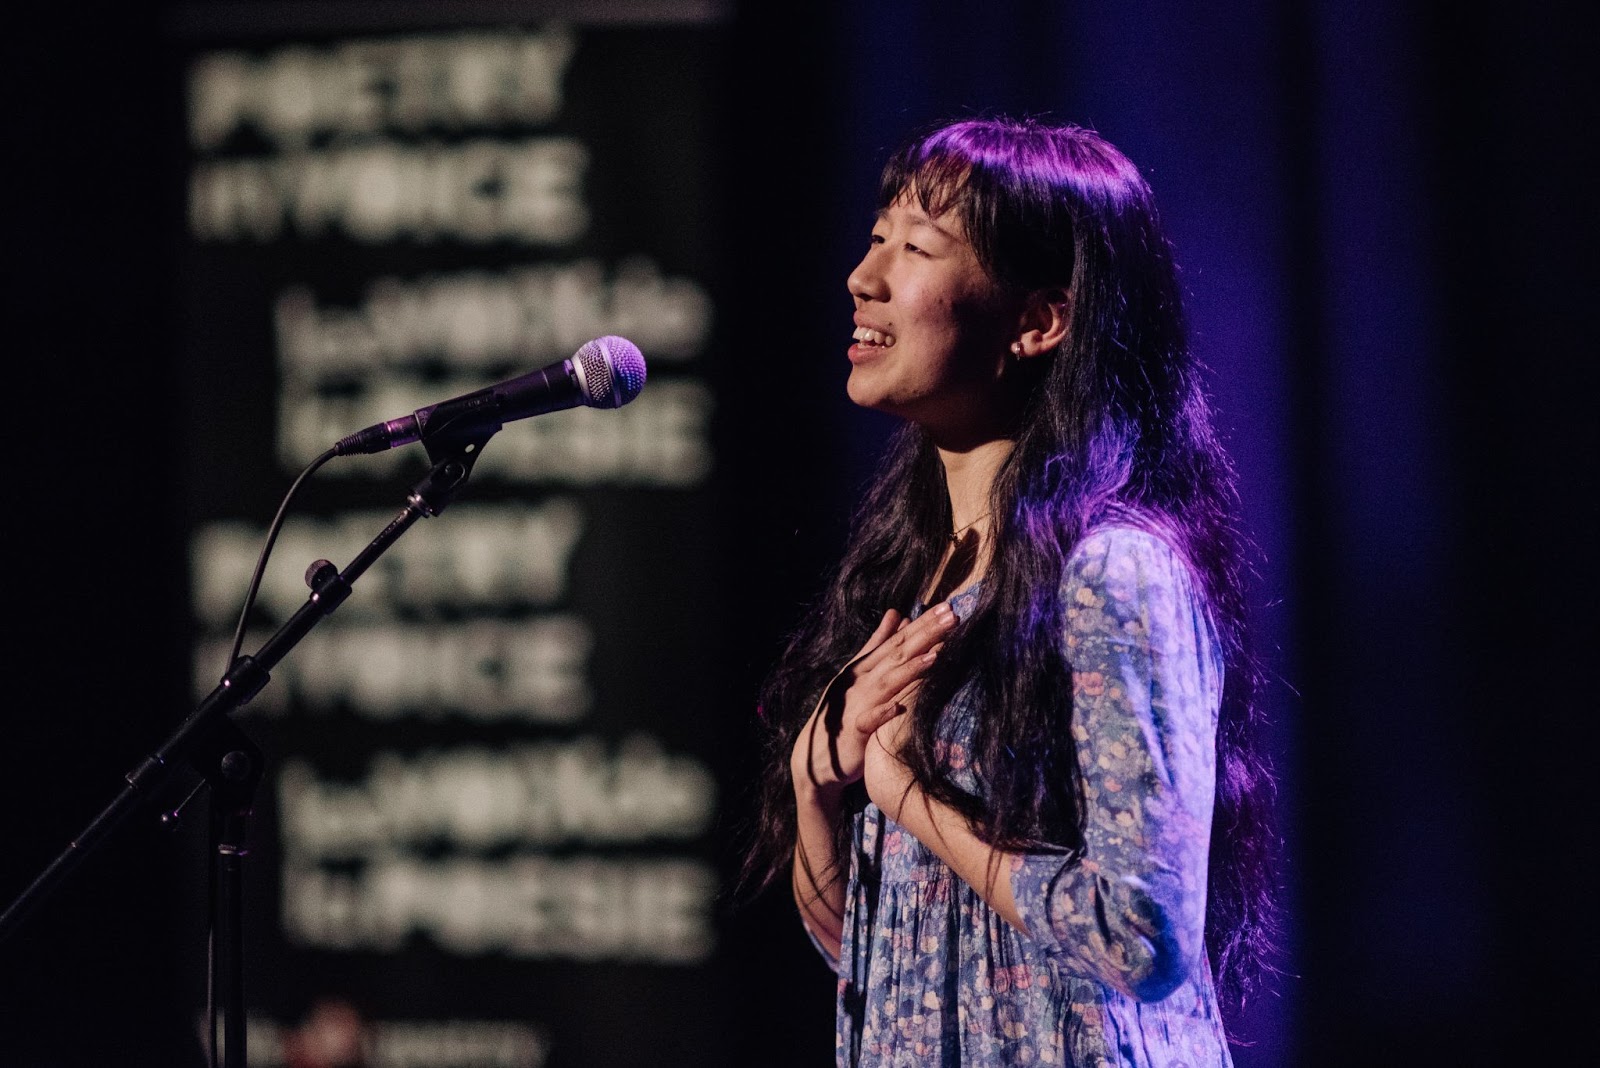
[408,428,493,517]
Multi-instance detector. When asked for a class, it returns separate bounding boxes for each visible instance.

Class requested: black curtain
[4,3,1591,1065]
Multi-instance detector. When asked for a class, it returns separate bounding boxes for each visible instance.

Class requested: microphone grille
[575,336,648,409]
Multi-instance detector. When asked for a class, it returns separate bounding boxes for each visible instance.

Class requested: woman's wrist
[791,732,858,805]
[792,764,847,811]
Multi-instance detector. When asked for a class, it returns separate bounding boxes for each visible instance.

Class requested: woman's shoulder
[1068,514,1194,583]
[1063,514,1210,627]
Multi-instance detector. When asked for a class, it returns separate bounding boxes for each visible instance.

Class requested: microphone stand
[0,432,493,1067]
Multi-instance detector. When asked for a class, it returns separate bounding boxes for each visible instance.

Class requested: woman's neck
[937,437,1013,529]
[921,437,1013,604]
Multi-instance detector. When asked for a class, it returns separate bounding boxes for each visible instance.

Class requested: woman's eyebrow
[912,216,959,241]
[874,206,959,241]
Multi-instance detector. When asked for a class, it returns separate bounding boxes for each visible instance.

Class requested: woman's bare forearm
[792,776,847,958]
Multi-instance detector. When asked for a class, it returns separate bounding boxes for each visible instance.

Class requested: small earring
[1009,342,1022,355]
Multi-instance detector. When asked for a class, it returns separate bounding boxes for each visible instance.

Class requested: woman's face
[845,191,1022,441]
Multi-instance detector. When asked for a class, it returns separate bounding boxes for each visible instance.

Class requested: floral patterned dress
[823,524,1233,1067]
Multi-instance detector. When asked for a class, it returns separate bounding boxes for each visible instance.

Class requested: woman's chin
[844,369,884,410]
[845,383,908,420]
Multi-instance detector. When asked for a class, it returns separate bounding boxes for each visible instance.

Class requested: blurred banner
[178,7,731,1066]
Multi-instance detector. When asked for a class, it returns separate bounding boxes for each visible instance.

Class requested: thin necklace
[950,511,991,542]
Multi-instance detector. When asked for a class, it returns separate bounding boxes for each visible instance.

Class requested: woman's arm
[864,721,1025,927]
[866,526,1221,1001]
[789,604,957,960]
[791,773,849,961]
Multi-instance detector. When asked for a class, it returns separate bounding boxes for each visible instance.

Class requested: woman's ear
[1012,288,1072,358]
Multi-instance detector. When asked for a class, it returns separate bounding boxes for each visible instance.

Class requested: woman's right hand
[790,603,957,797]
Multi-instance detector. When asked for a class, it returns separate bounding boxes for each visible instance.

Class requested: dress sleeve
[803,920,842,972]
[1008,525,1222,1001]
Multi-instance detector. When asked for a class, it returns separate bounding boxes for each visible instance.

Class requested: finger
[883,642,940,709]
[869,644,942,704]
[862,614,950,683]
[905,602,959,640]
[855,617,911,674]
[856,603,955,679]
[854,608,904,661]
[867,606,954,670]
[876,608,904,639]
[887,670,929,709]
[857,699,907,736]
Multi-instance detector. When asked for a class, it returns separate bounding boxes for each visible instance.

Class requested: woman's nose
[847,250,887,302]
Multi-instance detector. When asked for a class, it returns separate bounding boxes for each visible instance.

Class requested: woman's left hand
[864,707,918,822]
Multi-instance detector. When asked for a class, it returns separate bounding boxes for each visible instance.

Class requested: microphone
[333,336,647,456]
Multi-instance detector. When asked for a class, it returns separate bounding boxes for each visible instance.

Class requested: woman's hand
[790,603,955,798]
[859,655,1026,931]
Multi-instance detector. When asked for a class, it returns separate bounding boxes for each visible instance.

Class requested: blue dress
[823,525,1233,1067]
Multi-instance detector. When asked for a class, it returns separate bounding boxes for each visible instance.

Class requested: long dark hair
[744,117,1278,1016]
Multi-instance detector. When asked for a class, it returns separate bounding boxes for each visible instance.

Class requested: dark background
[3,1,1592,1065]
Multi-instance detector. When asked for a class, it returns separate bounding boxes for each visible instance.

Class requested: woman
[747,118,1277,1066]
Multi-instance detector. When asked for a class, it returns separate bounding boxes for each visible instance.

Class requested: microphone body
[335,336,646,456]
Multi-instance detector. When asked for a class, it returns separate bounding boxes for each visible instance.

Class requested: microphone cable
[208,444,336,1068]
[224,446,338,673]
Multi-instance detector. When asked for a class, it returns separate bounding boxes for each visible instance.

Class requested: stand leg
[205,738,261,1068]
[219,838,246,1068]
